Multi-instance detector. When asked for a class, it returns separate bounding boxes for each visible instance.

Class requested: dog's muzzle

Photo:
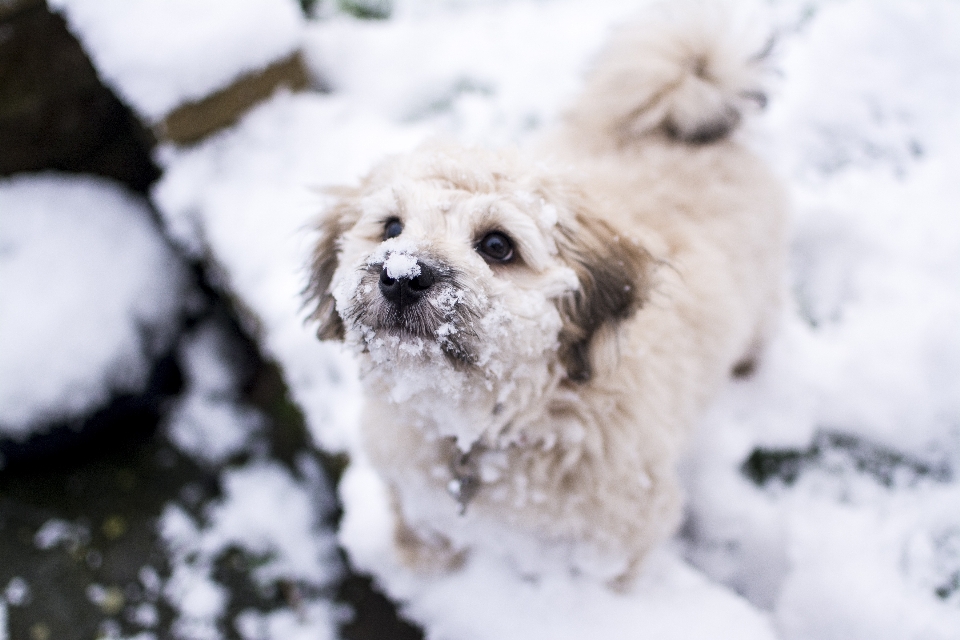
[356,258,478,363]
[378,261,436,310]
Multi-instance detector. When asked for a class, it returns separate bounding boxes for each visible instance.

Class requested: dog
[307,4,786,586]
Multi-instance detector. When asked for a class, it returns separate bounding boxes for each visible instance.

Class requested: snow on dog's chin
[333,257,565,452]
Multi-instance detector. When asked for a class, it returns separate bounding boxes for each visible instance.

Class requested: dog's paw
[391,493,467,573]
[394,521,467,573]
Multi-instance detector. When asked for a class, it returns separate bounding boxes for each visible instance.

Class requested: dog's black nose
[379,262,436,307]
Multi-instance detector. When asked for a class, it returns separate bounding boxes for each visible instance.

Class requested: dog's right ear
[306,188,362,341]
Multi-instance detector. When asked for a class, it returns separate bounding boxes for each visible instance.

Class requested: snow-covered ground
[160,458,341,640]
[159,316,344,640]
[12,0,960,638]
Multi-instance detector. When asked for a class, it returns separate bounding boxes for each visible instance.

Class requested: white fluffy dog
[308,5,786,586]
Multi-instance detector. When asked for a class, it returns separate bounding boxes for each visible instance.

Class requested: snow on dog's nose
[378,257,436,309]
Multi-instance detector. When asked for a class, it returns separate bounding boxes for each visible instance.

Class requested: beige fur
[308,5,786,586]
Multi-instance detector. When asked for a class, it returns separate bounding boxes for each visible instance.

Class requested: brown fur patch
[553,208,653,382]
[731,357,757,378]
[305,188,362,341]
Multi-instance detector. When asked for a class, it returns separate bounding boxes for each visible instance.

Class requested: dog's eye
[383,218,403,240]
[477,231,515,263]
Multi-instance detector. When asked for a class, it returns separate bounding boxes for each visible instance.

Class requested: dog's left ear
[305,188,362,341]
[552,208,653,382]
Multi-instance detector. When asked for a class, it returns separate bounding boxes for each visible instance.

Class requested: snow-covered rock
[0,173,188,440]
[49,0,305,124]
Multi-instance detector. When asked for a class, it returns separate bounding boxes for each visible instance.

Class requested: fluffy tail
[567,1,774,146]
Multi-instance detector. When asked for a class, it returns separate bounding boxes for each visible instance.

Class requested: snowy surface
[234,600,339,640]
[144,0,960,638]
[157,314,341,639]
[340,459,778,640]
[0,174,186,439]
[49,0,305,122]
[681,3,960,635]
[160,460,341,640]
[165,318,263,464]
[303,0,639,144]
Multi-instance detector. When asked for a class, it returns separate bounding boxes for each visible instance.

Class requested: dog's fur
[308,5,786,585]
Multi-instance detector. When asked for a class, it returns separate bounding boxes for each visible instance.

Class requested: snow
[48,0,305,122]
[383,251,421,279]
[0,174,186,439]
[340,457,778,639]
[165,318,263,464]
[66,0,960,636]
[2,578,29,607]
[34,519,89,551]
[159,460,340,640]
[234,602,339,640]
[303,0,640,145]
[675,3,960,634]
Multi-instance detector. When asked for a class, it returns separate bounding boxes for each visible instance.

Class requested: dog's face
[308,146,652,448]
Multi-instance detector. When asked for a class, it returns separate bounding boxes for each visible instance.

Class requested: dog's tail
[567,1,774,147]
